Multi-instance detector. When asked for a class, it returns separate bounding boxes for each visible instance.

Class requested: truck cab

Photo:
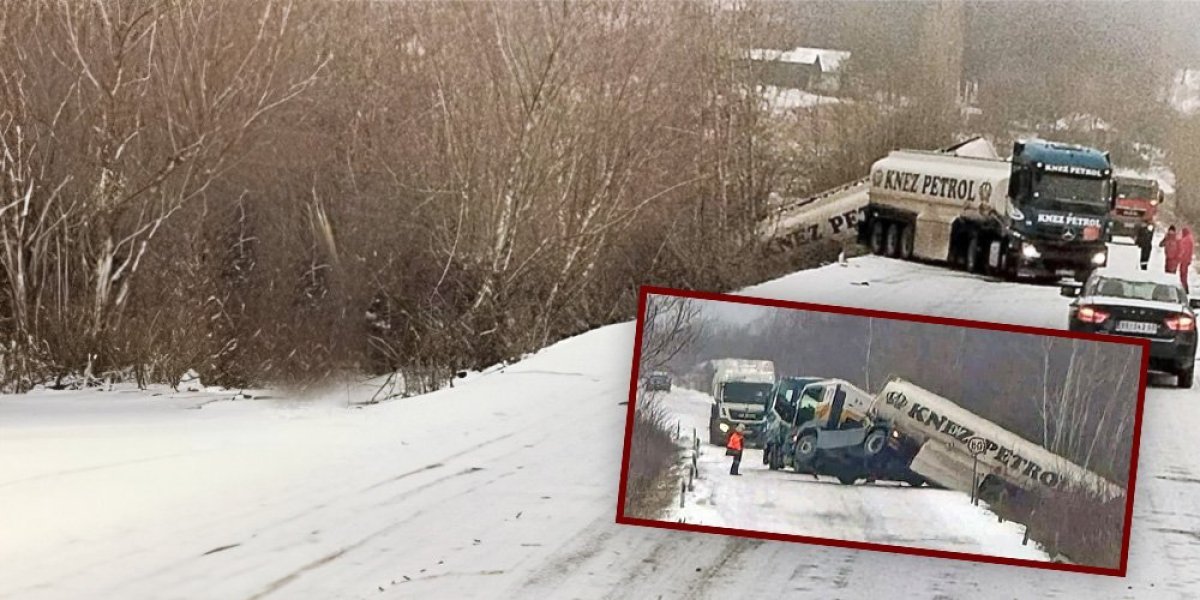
[761,376,825,469]
[707,363,775,447]
[762,378,926,486]
[1110,175,1161,243]
[1003,140,1115,278]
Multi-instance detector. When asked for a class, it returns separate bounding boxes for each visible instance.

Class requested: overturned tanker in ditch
[872,378,1125,501]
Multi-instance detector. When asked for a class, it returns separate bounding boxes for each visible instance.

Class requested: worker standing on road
[1137,226,1154,270]
[727,424,745,476]
[1161,225,1181,275]
[1179,227,1195,293]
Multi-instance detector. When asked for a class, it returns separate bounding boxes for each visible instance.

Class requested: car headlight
[1091,251,1107,265]
[1011,208,1024,221]
[719,423,729,433]
[1021,243,1041,259]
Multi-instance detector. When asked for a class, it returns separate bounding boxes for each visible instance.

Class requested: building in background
[746,47,851,94]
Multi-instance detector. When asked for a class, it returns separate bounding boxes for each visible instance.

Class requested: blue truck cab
[1005,140,1116,278]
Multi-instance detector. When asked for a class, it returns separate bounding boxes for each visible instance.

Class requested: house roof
[747,47,851,73]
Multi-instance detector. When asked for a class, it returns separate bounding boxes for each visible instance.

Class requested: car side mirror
[1060,284,1081,298]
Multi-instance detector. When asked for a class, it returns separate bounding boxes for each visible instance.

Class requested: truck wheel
[863,429,888,456]
[770,447,783,470]
[998,244,1019,281]
[966,232,982,274]
[1179,367,1194,389]
[904,475,926,487]
[870,220,887,255]
[885,223,902,258]
[837,473,858,485]
[794,433,818,465]
[900,224,915,260]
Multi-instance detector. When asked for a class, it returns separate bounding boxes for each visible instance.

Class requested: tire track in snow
[242,466,515,600]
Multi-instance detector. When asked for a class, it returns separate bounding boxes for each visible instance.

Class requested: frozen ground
[2,243,1198,599]
[659,388,1048,562]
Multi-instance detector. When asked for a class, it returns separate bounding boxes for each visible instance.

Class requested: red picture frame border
[615,285,1150,578]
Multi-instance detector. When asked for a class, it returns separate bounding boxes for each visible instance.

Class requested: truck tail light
[1076,306,1109,324]
[1166,313,1195,331]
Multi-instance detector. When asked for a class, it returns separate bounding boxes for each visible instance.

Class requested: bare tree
[0,0,325,390]
[640,295,706,374]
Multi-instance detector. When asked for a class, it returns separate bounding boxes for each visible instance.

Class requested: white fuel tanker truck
[858,139,1117,282]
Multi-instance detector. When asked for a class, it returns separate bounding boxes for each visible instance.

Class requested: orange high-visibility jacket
[727,431,743,451]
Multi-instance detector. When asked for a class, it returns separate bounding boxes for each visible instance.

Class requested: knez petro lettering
[879,170,979,202]
[1035,213,1104,227]
[906,401,1062,488]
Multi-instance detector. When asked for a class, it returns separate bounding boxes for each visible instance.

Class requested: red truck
[1110,175,1163,242]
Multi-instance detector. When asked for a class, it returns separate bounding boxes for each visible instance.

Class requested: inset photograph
[617,287,1148,576]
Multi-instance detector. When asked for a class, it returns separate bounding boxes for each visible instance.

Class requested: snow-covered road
[3,241,1199,599]
[659,388,1048,562]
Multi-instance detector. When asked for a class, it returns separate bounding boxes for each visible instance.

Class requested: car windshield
[1031,174,1111,214]
[1090,277,1185,304]
[723,381,773,406]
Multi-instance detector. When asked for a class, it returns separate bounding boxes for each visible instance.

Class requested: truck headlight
[719,422,729,433]
[1011,208,1024,220]
[1021,243,1041,259]
[1092,251,1107,265]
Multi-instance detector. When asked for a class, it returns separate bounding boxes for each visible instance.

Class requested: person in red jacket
[1179,227,1195,293]
[1161,225,1180,275]
[727,424,745,476]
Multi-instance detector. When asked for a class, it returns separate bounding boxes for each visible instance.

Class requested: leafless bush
[0,0,325,391]
[0,1,903,393]
[623,393,682,519]
[992,486,1125,570]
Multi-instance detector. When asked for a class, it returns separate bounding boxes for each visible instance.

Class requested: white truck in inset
[790,376,1125,501]
[858,139,1117,282]
[707,359,776,447]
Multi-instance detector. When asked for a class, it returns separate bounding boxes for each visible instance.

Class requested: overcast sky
[695,297,773,326]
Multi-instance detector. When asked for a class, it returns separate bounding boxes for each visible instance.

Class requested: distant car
[1062,269,1200,388]
[643,371,673,392]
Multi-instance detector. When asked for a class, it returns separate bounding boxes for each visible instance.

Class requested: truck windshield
[723,382,773,406]
[1031,174,1111,214]
[1117,182,1157,200]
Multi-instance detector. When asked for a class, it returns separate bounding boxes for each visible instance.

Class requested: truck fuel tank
[871,378,1124,501]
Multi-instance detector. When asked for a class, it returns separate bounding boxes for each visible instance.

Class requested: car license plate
[1115,321,1158,334]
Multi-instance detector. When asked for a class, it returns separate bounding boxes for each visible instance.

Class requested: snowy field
[658,388,1049,562]
[3,242,1199,599]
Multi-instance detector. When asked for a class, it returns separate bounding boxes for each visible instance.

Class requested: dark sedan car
[642,371,673,392]
[1062,269,1200,388]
